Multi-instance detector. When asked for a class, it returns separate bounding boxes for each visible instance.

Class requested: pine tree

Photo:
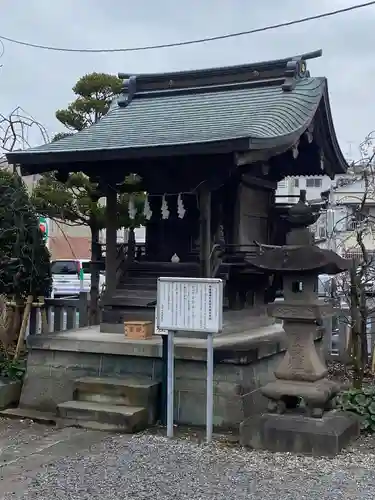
[31,72,144,324]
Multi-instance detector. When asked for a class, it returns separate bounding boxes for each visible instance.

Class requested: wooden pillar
[199,185,211,278]
[105,184,117,296]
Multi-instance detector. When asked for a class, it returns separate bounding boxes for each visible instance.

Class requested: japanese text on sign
[156,277,223,333]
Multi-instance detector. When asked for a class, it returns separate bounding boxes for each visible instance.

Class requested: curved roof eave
[319,80,348,176]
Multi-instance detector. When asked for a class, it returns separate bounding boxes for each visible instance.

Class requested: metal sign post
[153,306,169,426]
[206,331,214,443]
[167,330,175,438]
[156,277,223,442]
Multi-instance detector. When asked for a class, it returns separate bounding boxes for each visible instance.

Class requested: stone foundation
[19,325,323,430]
[240,411,360,456]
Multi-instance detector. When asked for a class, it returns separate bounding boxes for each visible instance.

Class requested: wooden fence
[27,292,90,336]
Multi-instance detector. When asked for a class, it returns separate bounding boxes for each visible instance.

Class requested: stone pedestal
[240,411,359,456]
[262,299,340,417]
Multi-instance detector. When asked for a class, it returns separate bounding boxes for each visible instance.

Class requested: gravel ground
[2,420,375,499]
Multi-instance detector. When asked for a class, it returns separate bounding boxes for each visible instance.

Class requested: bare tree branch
[0,107,49,166]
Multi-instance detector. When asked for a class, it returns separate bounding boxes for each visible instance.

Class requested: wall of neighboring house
[276,175,333,202]
[275,173,375,253]
[48,219,91,260]
[332,177,375,256]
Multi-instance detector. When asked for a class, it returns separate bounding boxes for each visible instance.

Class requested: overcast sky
[1,0,374,160]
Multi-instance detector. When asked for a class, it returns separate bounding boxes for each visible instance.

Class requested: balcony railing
[345,220,363,231]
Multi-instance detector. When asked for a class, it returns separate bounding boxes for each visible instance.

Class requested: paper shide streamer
[161,194,170,219]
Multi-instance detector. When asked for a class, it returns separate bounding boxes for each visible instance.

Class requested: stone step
[101,307,155,325]
[122,275,157,282]
[110,295,157,307]
[118,280,157,290]
[127,272,199,279]
[57,400,148,432]
[74,376,159,409]
[128,262,199,273]
[126,264,200,278]
[112,289,157,300]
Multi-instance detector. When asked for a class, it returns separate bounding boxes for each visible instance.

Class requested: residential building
[276,170,375,255]
[330,174,375,258]
[276,175,334,241]
[276,175,333,203]
[276,168,375,258]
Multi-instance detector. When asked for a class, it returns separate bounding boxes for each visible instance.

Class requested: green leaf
[354,394,367,406]
[362,386,375,396]
[0,170,52,298]
[356,406,367,415]
[56,72,123,131]
[361,418,370,430]
[368,401,375,414]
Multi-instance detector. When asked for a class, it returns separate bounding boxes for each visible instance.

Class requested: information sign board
[156,277,223,333]
[154,306,168,335]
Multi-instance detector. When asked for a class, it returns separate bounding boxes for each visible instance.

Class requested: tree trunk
[359,287,369,365]
[89,225,100,325]
[350,261,364,389]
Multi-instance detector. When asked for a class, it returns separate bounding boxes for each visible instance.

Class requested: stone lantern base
[239,410,359,456]
[261,378,339,418]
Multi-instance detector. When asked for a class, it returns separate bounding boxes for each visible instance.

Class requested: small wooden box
[124,321,153,340]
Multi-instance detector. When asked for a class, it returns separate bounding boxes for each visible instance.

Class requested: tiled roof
[13,77,324,155]
[6,50,347,177]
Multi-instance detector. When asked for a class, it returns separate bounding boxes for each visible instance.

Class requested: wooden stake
[372,345,375,374]
[14,295,33,360]
[38,296,49,334]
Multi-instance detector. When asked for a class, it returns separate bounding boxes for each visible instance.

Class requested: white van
[51,259,105,298]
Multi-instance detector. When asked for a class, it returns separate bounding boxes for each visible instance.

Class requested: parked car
[51,259,105,298]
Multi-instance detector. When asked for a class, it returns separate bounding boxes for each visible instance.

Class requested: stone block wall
[20,341,284,429]
[173,354,283,428]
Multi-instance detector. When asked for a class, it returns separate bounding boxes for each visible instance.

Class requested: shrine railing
[27,292,90,336]
[99,242,146,261]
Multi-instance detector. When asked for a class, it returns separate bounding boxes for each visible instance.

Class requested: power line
[0,1,374,54]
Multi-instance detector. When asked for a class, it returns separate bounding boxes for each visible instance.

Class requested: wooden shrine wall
[234,182,273,247]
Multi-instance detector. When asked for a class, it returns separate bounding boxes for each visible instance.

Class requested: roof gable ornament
[320,151,325,172]
[282,56,311,92]
[305,122,314,144]
[291,140,300,160]
[117,75,137,108]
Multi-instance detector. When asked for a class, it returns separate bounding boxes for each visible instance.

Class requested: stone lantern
[240,190,359,456]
